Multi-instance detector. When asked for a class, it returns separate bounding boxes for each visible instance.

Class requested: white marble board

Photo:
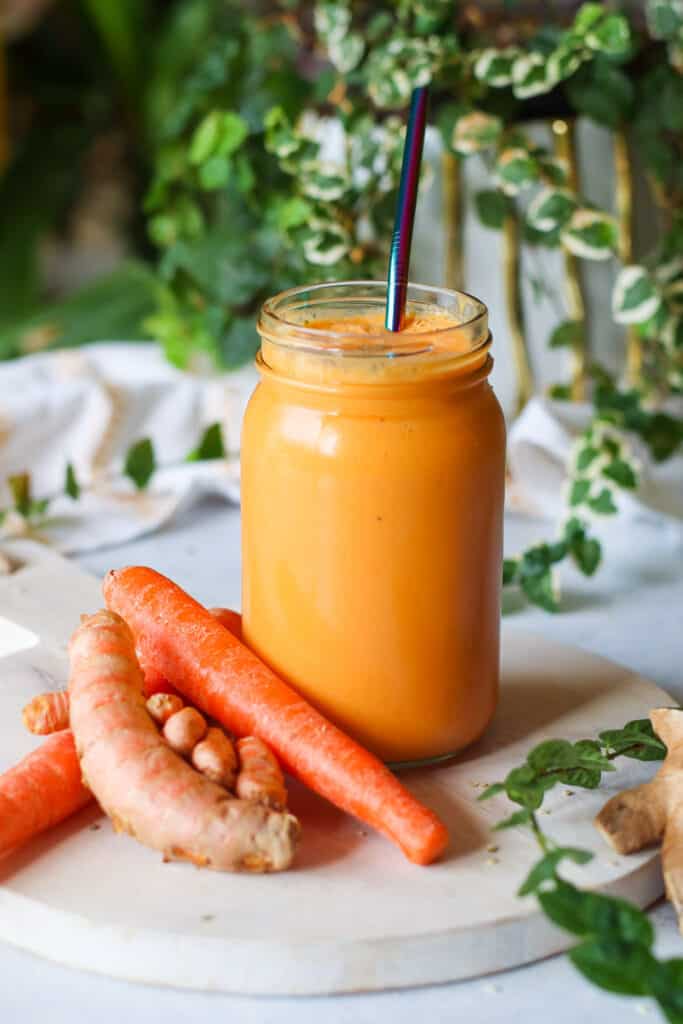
[0,540,671,994]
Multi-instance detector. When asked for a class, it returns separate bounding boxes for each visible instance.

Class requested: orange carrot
[69,610,299,871]
[22,690,70,735]
[104,567,449,865]
[0,731,91,857]
[209,607,243,641]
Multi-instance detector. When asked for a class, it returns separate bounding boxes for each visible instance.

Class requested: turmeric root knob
[163,707,207,756]
[146,693,184,726]
[595,708,683,928]
[236,735,288,810]
[22,690,70,735]
[192,728,238,789]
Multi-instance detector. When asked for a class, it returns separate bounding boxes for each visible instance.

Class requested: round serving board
[0,541,672,994]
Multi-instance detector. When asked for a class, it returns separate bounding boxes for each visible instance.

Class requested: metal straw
[384,85,429,332]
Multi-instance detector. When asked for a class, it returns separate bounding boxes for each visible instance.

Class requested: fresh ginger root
[146,693,184,726]
[163,707,207,756]
[236,735,288,810]
[192,728,238,789]
[22,691,70,735]
[69,610,299,871]
[595,708,683,926]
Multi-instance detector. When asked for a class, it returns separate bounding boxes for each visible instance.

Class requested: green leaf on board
[518,848,593,897]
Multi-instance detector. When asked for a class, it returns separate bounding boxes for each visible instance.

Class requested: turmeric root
[146,693,184,726]
[595,708,683,927]
[192,728,238,789]
[163,707,207,756]
[22,690,70,735]
[236,735,287,810]
[68,610,300,872]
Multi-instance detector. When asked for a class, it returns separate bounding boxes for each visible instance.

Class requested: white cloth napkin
[508,396,683,522]
[1,344,681,556]
[0,343,258,553]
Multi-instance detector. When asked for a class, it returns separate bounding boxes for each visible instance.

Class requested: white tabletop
[1,501,682,1023]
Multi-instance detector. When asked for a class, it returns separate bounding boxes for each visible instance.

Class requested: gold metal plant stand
[442,151,465,291]
[552,118,587,402]
[614,129,641,386]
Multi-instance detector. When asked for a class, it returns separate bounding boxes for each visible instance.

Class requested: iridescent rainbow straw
[384,85,429,332]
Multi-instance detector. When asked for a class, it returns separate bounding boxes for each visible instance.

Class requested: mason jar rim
[257,280,489,358]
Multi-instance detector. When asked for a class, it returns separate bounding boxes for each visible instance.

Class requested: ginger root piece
[192,728,238,789]
[69,610,299,872]
[236,735,288,810]
[163,707,207,756]
[595,708,683,926]
[146,693,184,726]
[22,690,70,735]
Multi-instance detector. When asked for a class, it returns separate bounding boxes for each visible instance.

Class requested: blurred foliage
[1,0,681,382]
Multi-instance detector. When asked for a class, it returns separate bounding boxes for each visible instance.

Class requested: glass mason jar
[241,281,506,766]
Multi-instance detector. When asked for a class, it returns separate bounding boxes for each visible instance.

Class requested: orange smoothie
[241,282,506,764]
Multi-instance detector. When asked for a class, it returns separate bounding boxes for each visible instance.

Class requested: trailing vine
[479,719,683,1022]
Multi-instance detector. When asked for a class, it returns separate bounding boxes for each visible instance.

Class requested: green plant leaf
[451,111,502,155]
[588,488,618,515]
[574,3,606,33]
[612,266,661,325]
[647,957,683,1023]
[570,939,654,996]
[186,423,226,462]
[566,57,634,128]
[477,782,505,801]
[123,439,157,491]
[549,320,583,349]
[527,189,577,233]
[557,766,602,788]
[502,558,519,585]
[219,316,260,370]
[518,848,593,897]
[573,739,614,770]
[585,14,632,58]
[599,719,668,761]
[198,155,232,190]
[64,463,81,501]
[603,458,638,490]
[496,148,540,195]
[569,479,591,506]
[540,880,655,946]
[569,534,602,576]
[493,808,533,831]
[528,739,578,773]
[474,190,511,230]
[8,473,32,518]
[561,209,619,261]
[576,445,599,470]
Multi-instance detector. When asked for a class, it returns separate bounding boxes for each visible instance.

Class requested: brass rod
[552,118,587,401]
[441,150,465,290]
[503,212,534,413]
[0,36,8,173]
[614,129,642,386]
